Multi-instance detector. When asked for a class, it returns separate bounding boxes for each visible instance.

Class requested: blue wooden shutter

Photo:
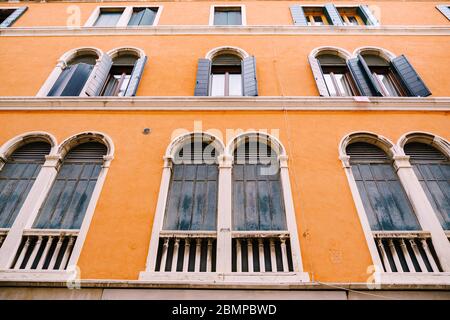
[391,55,431,97]
[242,56,258,96]
[124,55,147,96]
[308,55,329,96]
[0,142,50,228]
[290,5,308,26]
[47,66,76,97]
[0,7,27,28]
[357,5,379,26]
[347,142,421,231]
[405,142,450,230]
[347,56,382,96]
[33,142,106,230]
[194,59,211,96]
[324,3,344,26]
[437,5,450,21]
[84,54,112,97]
[60,63,93,96]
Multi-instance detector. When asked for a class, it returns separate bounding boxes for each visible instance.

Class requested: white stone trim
[106,46,146,60]
[309,46,352,60]
[0,131,58,159]
[352,46,396,60]
[36,47,103,97]
[209,4,247,26]
[397,131,450,157]
[205,45,249,60]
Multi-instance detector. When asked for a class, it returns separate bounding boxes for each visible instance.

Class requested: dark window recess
[232,140,287,231]
[164,141,218,231]
[405,142,450,230]
[210,54,242,96]
[101,65,133,96]
[0,9,15,24]
[214,7,242,25]
[0,142,51,228]
[347,142,421,231]
[128,7,157,26]
[318,54,359,96]
[33,142,107,230]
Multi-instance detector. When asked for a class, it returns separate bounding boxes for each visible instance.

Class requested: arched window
[47,52,98,97]
[33,142,107,229]
[317,53,358,97]
[346,142,420,231]
[0,142,51,228]
[404,142,450,230]
[210,53,243,97]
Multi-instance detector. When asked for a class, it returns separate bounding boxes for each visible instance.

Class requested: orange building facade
[0,1,449,299]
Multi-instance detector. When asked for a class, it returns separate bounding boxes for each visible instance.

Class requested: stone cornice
[0,96,449,111]
[1,25,450,37]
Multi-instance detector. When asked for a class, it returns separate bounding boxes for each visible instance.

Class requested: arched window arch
[46,48,101,97]
[400,134,450,230]
[194,46,258,97]
[0,141,52,229]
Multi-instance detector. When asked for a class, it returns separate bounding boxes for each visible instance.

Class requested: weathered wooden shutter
[404,142,450,229]
[194,59,211,96]
[33,142,107,230]
[0,7,28,28]
[233,141,286,231]
[60,63,93,96]
[347,142,420,231]
[357,5,379,26]
[347,56,382,96]
[242,56,258,96]
[324,3,344,26]
[164,142,218,231]
[308,55,329,96]
[84,54,112,97]
[290,5,308,26]
[0,142,50,228]
[437,5,450,21]
[124,55,147,96]
[47,66,76,97]
[390,55,431,97]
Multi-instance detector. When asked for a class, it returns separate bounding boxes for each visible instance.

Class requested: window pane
[211,74,225,96]
[229,74,242,96]
[214,11,227,25]
[335,74,352,96]
[323,74,337,96]
[376,74,399,97]
[94,11,123,27]
[227,11,242,25]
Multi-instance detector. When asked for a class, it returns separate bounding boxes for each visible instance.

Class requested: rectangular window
[0,9,15,24]
[128,7,158,26]
[94,8,124,27]
[338,7,365,26]
[303,7,329,25]
[213,7,242,25]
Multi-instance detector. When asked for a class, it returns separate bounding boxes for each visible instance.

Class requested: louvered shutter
[33,142,107,230]
[391,55,431,97]
[84,54,112,97]
[347,142,421,231]
[290,5,308,26]
[347,56,382,96]
[194,59,211,96]
[0,7,27,28]
[242,56,258,96]
[308,55,329,96]
[357,5,379,26]
[0,142,50,228]
[60,63,93,96]
[324,3,344,26]
[405,142,448,162]
[437,5,450,21]
[124,55,147,96]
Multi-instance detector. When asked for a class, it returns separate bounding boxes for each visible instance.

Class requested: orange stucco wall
[0,110,448,281]
[2,1,450,27]
[1,35,450,97]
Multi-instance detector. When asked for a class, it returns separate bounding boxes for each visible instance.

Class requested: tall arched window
[210,53,243,97]
[47,53,97,97]
[33,142,107,229]
[0,142,51,229]
[404,142,450,230]
[155,137,219,273]
[347,142,420,231]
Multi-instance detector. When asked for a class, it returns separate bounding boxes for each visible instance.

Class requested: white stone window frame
[84,5,163,28]
[36,47,103,97]
[0,131,114,282]
[339,131,450,285]
[209,4,247,26]
[140,131,309,283]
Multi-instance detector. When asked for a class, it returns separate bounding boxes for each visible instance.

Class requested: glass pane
[94,11,122,27]
[227,11,242,25]
[117,75,131,97]
[140,8,156,26]
[376,74,399,97]
[229,74,242,96]
[214,11,227,25]
[128,9,144,26]
[335,74,352,96]
[323,74,337,96]
[211,74,225,96]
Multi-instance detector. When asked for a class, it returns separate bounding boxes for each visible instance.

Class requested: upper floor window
[128,7,158,26]
[210,54,242,96]
[337,7,364,26]
[210,5,245,26]
[101,53,140,96]
[437,5,450,21]
[0,142,51,229]
[0,7,27,28]
[317,53,358,96]
[404,142,450,230]
[303,7,329,25]
[94,8,124,27]
[85,6,162,27]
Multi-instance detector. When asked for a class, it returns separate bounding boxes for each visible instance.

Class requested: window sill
[377,272,450,285]
[0,269,75,282]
